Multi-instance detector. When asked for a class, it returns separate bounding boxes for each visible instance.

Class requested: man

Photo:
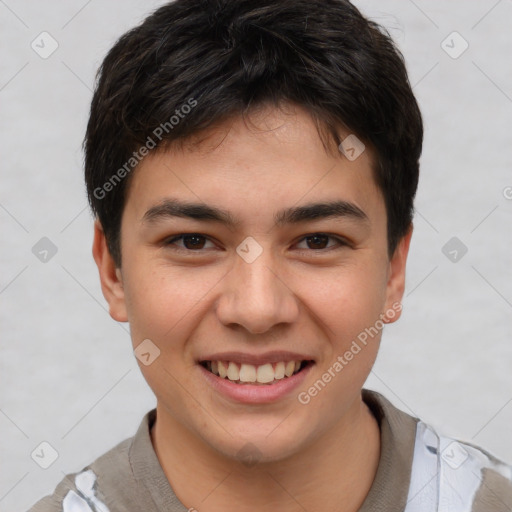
[29,0,512,511]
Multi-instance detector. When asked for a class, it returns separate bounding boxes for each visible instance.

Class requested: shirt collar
[128,389,419,511]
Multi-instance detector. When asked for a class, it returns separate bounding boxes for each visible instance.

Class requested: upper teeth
[206,361,302,384]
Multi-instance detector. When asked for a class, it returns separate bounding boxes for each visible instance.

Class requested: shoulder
[406,420,512,511]
[363,389,512,511]
[27,436,133,512]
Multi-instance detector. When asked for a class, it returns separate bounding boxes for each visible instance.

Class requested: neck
[151,397,380,512]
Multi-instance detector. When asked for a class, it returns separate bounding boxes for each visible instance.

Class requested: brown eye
[165,234,214,251]
[305,234,329,249]
[182,235,206,249]
[295,233,346,251]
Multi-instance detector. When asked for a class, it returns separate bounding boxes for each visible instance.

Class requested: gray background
[1,1,511,510]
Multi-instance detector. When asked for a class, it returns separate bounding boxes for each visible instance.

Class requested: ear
[382,224,413,324]
[92,220,128,322]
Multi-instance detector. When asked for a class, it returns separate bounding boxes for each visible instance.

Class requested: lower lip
[198,363,314,404]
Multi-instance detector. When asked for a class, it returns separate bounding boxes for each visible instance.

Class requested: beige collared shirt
[28,390,512,511]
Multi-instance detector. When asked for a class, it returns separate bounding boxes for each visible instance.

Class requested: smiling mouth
[199,360,314,385]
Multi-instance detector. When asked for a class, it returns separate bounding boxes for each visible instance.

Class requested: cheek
[296,260,388,388]
[301,259,388,328]
[122,261,224,347]
[121,265,211,408]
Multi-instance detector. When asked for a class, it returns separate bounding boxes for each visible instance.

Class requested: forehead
[123,105,384,226]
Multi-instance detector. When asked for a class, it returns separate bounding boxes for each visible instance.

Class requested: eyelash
[163,233,350,253]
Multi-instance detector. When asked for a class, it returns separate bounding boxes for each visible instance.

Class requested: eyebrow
[142,198,369,227]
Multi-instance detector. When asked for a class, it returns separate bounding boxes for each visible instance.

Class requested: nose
[215,246,300,335]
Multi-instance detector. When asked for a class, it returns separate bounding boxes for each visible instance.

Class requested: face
[94,104,411,463]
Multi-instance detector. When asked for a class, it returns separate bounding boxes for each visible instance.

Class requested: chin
[205,424,311,466]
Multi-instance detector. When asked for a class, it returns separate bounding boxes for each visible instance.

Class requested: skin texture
[93,104,412,512]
